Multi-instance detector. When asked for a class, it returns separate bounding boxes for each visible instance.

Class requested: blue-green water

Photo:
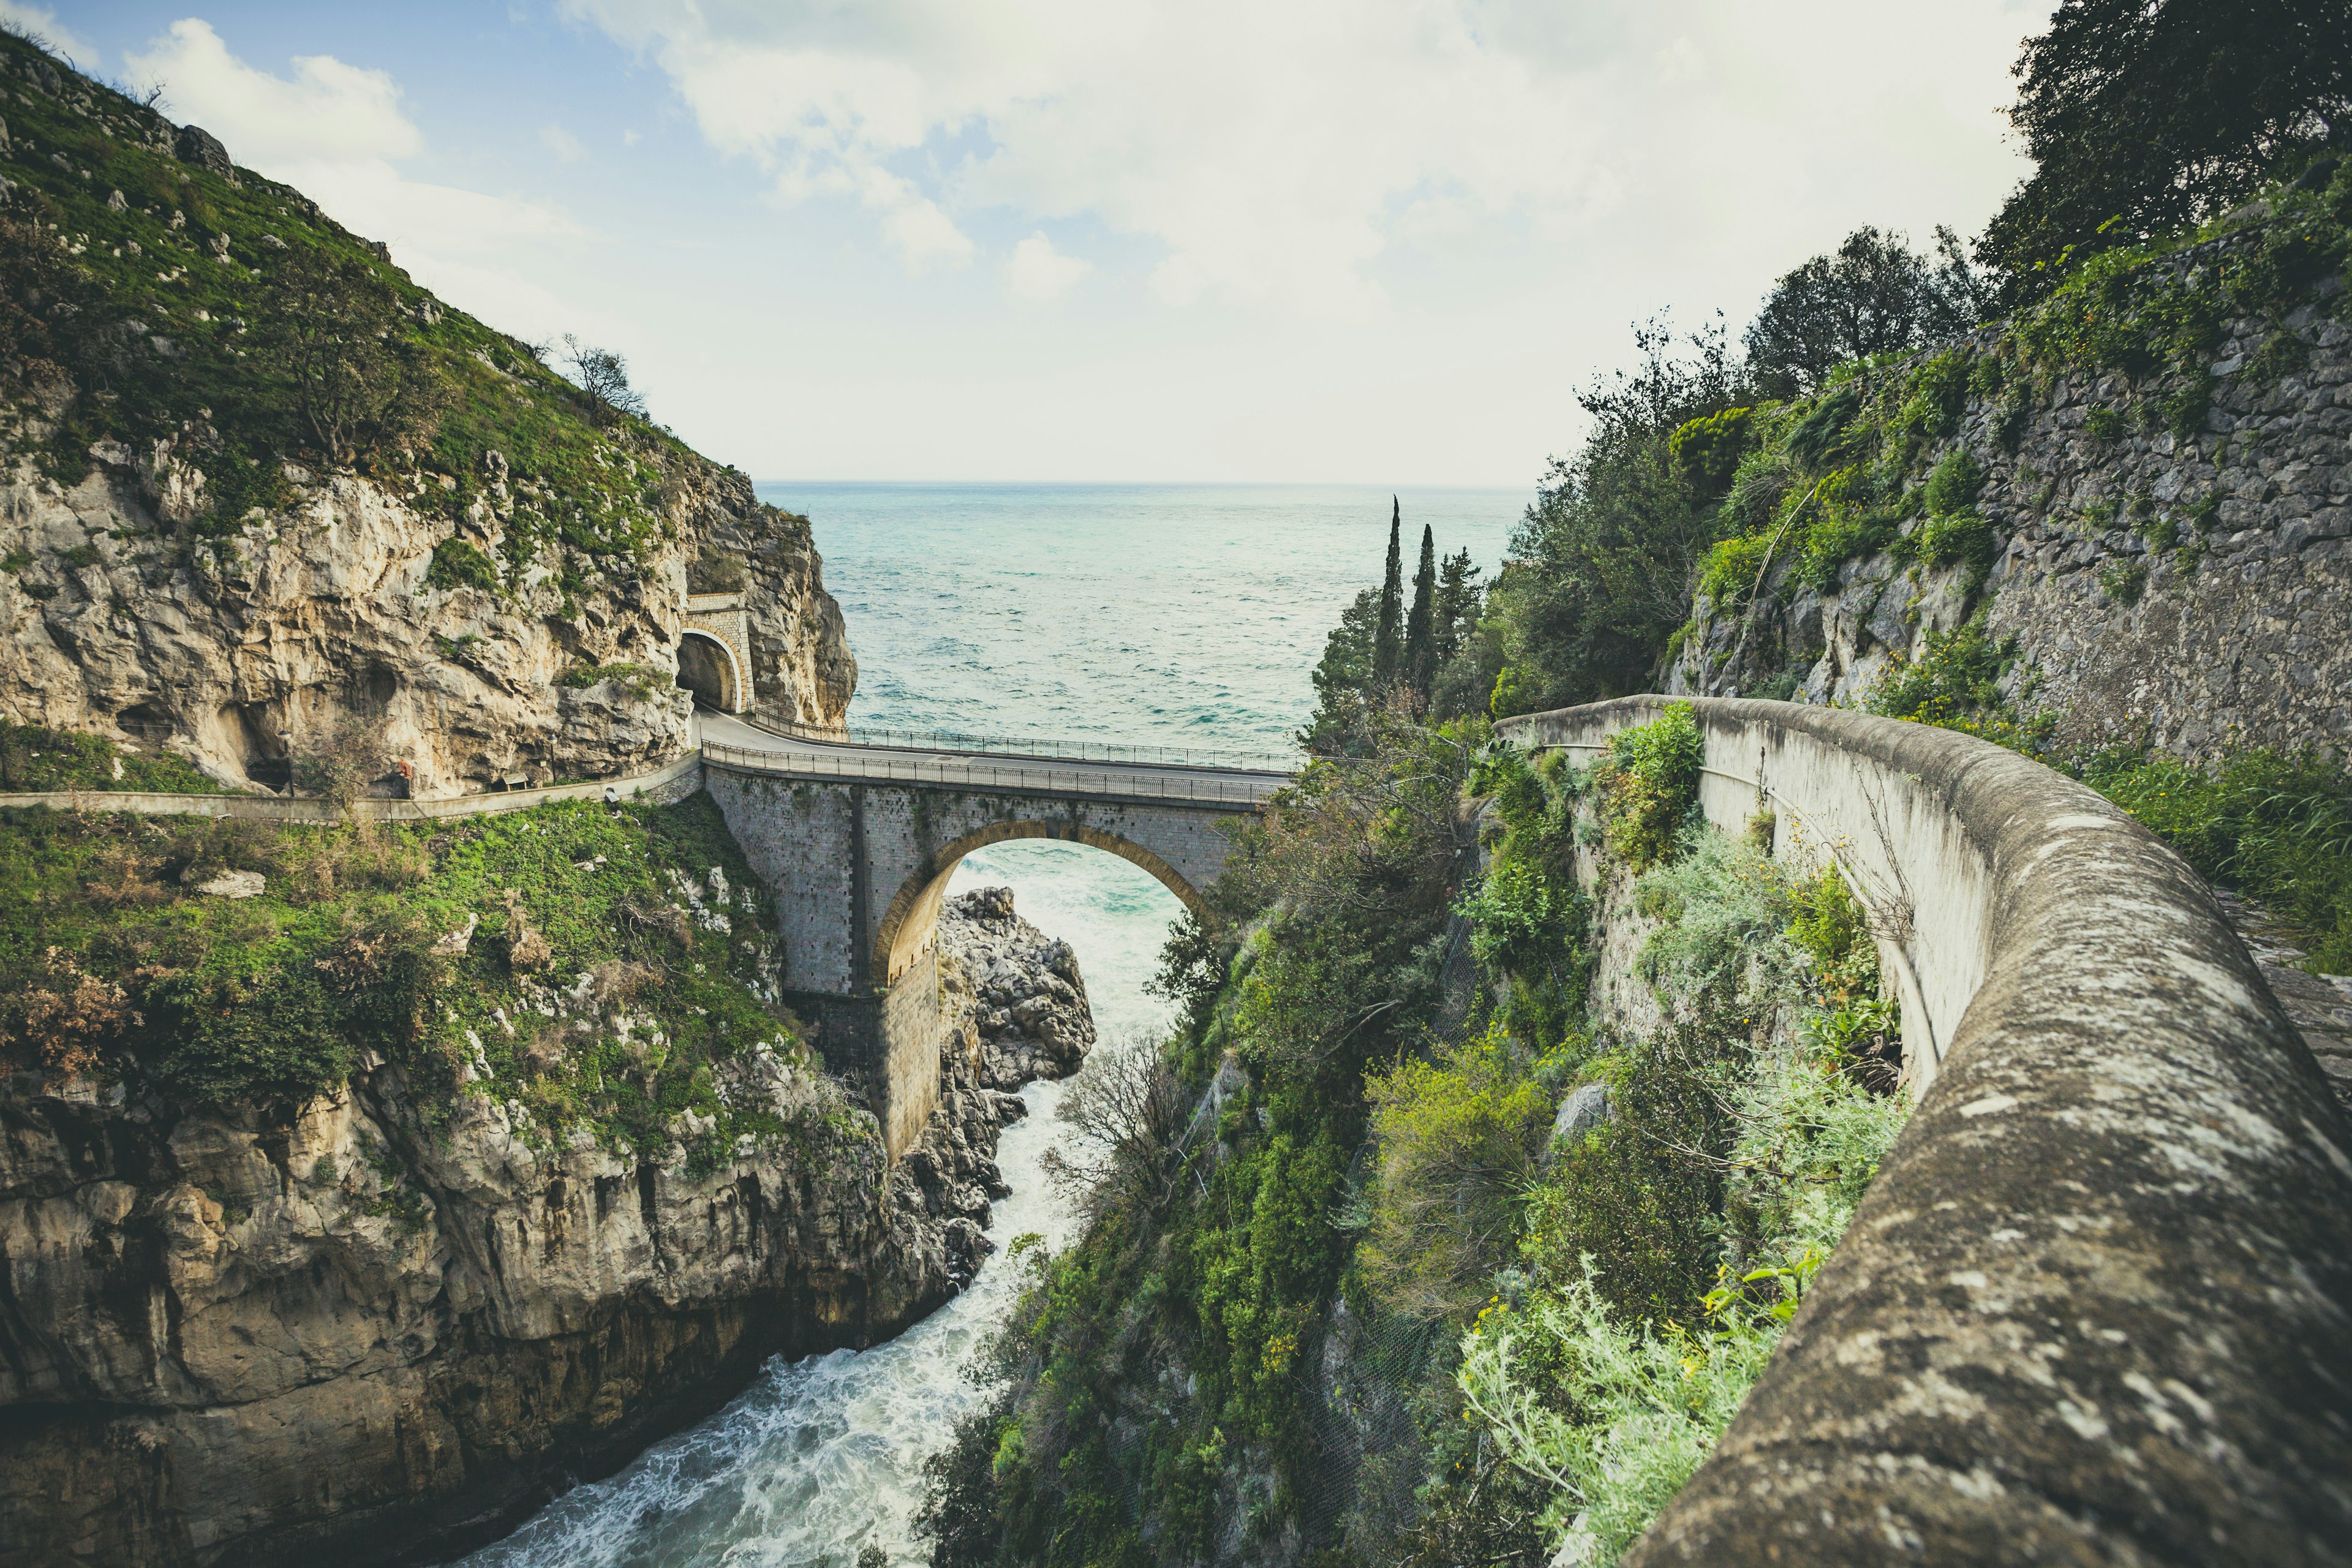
[777,482,1523,749]
[462,484,1521,1566]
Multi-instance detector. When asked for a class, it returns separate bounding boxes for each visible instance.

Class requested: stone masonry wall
[1670,219,2351,763]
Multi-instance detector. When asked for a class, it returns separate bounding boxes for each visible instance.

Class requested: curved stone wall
[1496,696,2352,1566]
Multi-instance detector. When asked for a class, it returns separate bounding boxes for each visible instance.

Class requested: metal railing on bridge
[701,738,1288,806]
[743,716,1298,775]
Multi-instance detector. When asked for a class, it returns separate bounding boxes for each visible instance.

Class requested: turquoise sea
[462,483,1523,1566]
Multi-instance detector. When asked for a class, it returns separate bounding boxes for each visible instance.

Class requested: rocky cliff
[1664,198,2351,763]
[0,853,1093,1567]
[938,886,1099,1090]
[0,35,854,799]
[1,443,853,798]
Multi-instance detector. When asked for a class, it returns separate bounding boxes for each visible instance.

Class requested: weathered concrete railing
[746,714,1298,772]
[1496,696,2352,1565]
[701,738,1287,807]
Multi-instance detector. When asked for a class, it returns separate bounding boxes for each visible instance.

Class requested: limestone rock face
[937,885,1099,1089]
[0,442,853,798]
[0,1049,960,1566]
[0,888,1101,1568]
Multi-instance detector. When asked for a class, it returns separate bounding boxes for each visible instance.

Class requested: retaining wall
[1498,696,2352,1566]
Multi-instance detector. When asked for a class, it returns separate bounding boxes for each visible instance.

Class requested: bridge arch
[873,819,1208,985]
[676,628,745,713]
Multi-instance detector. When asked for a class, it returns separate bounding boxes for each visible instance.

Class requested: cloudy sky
[28,1,2042,484]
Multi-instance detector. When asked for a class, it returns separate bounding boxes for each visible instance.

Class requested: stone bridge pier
[704,761,1261,1156]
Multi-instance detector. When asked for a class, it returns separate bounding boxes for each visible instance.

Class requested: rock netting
[1670,221,2350,764]
[937,885,1098,1090]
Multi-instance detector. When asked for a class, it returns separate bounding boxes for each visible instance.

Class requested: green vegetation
[1864,631,2352,974]
[1307,506,1485,750]
[556,661,665,699]
[0,30,699,599]
[0,788,835,1164]
[2080,748,2352,971]
[927,695,1908,1565]
[1978,0,2352,301]
[0,720,218,793]
[1590,703,1703,872]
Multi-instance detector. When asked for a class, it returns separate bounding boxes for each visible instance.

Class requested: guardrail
[701,739,1286,806]
[745,715,1298,774]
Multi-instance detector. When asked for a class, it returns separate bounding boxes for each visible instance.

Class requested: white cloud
[121,20,590,341]
[125,19,418,165]
[540,123,587,162]
[1003,232,1090,303]
[0,1,93,70]
[563,0,1623,317]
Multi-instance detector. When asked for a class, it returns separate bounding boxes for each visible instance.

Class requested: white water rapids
[458,840,1183,1567]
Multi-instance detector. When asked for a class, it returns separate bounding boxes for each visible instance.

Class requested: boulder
[1547,1080,1611,1158]
[173,124,233,178]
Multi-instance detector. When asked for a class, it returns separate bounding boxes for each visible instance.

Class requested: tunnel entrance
[676,630,742,711]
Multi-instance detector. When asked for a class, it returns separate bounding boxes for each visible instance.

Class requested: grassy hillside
[0,28,701,595]
[0,724,834,1154]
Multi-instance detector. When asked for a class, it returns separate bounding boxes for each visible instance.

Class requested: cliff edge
[0,34,852,798]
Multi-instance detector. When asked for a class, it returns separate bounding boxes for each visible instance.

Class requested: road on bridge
[695,711,1297,809]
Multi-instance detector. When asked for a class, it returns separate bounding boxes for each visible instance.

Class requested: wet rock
[938,887,1097,1090]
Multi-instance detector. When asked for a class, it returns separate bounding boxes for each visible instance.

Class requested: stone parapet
[1499,696,2352,1566]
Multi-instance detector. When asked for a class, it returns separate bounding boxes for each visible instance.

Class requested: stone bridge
[699,715,1289,1156]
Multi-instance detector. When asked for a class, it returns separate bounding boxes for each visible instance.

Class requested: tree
[1306,586,1382,751]
[562,333,649,426]
[1434,548,1482,665]
[1404,523,1437,699]
[259,248,450,462]
[1980,0,2352,296]
[1485,315,1745,713]
[1742,227,1989,399]
[1371,497,1404,687]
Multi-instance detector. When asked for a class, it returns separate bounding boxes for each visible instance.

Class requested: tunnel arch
[872,820,1210,985]
[675,628,745,712]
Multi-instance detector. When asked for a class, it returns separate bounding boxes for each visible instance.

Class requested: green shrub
[2097,558,2149,605]
[1697,532,1775,611]
[1894,348,1970,443]
[1360,1026,1553,1321]
[424,537,500,594]
[1798,507,1896,592]
[2085,406,2128,440]
[1916,509,1993,570]
[2079,747,2352,973]
[2162,379,2213,442]
[1668,407,1754,494]
[556,662,663,701]
[1866,615,2010,726]
[1593,704,1703,872]
[1785,386,1861,470]
[1922,447,1984,518]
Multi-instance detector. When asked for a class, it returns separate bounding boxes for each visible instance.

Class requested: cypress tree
[1434,548,1482,665]
[1372,496,1404,687]
[1404,523,1437,698]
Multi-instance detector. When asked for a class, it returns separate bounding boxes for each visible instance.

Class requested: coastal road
[693,710,1296,809]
